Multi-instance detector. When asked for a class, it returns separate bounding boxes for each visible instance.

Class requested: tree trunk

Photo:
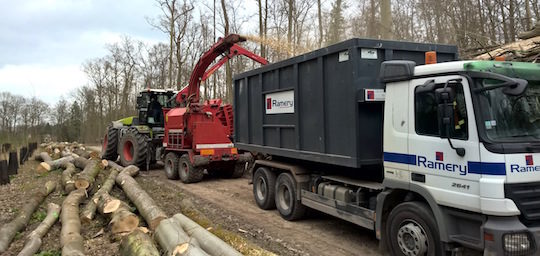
[119,228,159,256]
[17,203,61,256]
[116,165,167,231]
[317,0,323,47]
[80,168,119,222]
[74,159,106,190]
[380,0,392,39]
[172,213,242,256]
[61,189,86,256]
[0,181,56,253]
[61,162,78,193]
[155,217,208,256]
[97,192,139,240]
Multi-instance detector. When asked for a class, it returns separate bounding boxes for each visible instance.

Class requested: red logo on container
[436,152,443,161]
[367,90,374,100]
[266,98,272,109]
[526,155,534,166]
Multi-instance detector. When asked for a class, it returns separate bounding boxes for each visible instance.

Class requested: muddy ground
[1,150,480,256]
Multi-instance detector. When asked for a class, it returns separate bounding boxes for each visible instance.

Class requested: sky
[0,0,165,105]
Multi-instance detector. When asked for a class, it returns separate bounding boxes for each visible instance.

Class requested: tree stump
[7,151,18,175]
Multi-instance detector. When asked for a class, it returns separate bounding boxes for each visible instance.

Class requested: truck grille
[505,182,540,226]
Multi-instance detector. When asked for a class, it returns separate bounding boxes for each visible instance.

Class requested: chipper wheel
[102,126,118,160]
[179,154,203,183]
[119,128,148,168]
[164,152,179,180]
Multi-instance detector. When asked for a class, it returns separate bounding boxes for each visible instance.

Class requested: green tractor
[101,89,177,169]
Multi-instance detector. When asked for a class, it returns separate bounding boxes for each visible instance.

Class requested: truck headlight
[503,232,535,255]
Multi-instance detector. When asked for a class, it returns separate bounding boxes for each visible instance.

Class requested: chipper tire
[275,172,306,221]
[253,167,276,210]
[102,126,118,160]
[179,154,203,183]
[164,152,179,180]
[119,129,148,168]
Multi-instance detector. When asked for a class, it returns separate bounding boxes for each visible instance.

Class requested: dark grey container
[233,38,458,168]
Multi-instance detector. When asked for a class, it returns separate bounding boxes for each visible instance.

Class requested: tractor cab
[136,89,177,128]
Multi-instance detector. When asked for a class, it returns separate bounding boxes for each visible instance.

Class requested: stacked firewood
[0,142,243,256]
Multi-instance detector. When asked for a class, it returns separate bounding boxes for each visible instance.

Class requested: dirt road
[139,169,382,256]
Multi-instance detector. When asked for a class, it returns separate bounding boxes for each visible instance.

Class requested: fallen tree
[17,203,61,256]
[0,180,56,253]
[155,217,208,256]
[80,168,119,222]
[61,188,86,256]
[97,192,139,240]
[172,213,243,256]
[116,165,167,231]
[119,228,160,256]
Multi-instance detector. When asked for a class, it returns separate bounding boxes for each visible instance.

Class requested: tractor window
[414,83,468,140]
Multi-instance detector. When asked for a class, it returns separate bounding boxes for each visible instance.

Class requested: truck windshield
[465,61,540,142]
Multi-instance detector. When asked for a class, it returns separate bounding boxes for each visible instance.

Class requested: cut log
[17,203,61,256]
[37,155,75,174]
[35,152,52,163]
[96,192,139,240]
[172,213,243,256]
[74,159,103,190]
[61,188,86,256]
[61,162,78,193]
[116,165,166,231]
[108,161,125,171]
[74,148,91,159]
[155,217,208,256]
[73,156,89,170]
[119,228,159,256]
[80,168,119,222]
[0,181,56,253]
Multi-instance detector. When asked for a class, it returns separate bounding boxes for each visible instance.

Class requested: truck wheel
[102,127,118,160]
[275,172,306,220]
[119,129,148,168]
[179,154,203,183]
[253,167,276,210]
[386,202,442,256]
[164,152,179,180]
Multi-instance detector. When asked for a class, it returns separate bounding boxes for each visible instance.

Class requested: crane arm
[201,44,269,82]
[177,34,259,105]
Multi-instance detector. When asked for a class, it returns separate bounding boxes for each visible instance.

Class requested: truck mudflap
[483,216,537,256]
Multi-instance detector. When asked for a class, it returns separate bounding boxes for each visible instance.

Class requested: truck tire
[386,202,443,256]
[179,154,203,183]
[102,127,118,160]
[119,129,148,168]
[164,152,179,180]
[275,172,306,220]
[253,167,276,210]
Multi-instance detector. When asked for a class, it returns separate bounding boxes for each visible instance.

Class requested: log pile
[0,141,245,256]
[472,36,540,62]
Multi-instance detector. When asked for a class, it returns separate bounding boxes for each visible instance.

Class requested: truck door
[408,75,483,213]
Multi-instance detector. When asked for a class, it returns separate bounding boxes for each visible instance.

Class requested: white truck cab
[381,60,540,255]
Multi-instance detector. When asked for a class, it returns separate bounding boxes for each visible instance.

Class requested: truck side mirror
[435,87,455,139]
[435,84,465,157]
